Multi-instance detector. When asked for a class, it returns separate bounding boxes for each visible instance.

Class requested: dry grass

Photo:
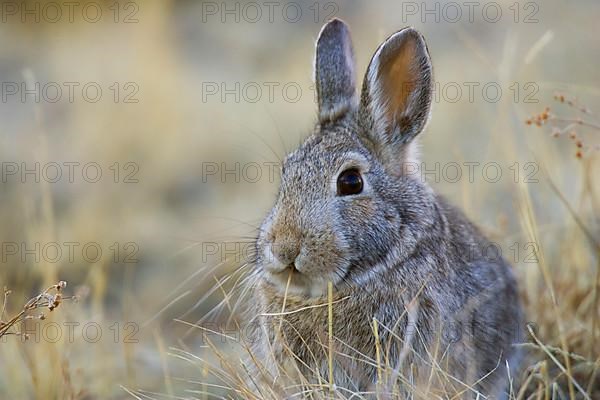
[0,0,599,399]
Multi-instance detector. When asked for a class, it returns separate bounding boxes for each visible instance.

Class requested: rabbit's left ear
[315,19,357,124]
[358,28,433,167]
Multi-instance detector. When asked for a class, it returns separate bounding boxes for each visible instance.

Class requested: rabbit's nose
[270,238,301,269]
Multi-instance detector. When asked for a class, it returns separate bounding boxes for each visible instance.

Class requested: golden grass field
[0,0,598,398]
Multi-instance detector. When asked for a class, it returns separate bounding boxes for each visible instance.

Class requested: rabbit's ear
[315,18,357,124]
[359,28,432,167]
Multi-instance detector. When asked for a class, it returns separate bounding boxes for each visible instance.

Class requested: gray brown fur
[245,19,523,399]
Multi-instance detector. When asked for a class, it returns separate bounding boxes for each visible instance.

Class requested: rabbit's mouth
[267,263,304,283]
[264,264,329,297]
[262,260,349,298]
[258,233,350,296]
[269,263,300,279]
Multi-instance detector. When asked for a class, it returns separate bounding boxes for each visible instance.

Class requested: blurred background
[0,0,598,398]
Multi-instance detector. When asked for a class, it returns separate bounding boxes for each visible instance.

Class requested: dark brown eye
[337,169,363,196]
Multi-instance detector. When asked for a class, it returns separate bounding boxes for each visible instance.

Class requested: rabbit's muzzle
[258,210,351,297]
[264,237,300,273]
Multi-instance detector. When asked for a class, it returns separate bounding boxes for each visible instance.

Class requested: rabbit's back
[424,195,523,395]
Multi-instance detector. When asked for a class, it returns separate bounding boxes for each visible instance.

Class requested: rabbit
[244,18,524,399]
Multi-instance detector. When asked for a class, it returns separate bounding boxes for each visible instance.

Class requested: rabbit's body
[245,20,523,399]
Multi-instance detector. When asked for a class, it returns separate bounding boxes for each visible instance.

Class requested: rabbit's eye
[337,169,363,196]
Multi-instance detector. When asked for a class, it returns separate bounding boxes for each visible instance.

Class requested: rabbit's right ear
[358,28,433,171]
[315,19,357,125]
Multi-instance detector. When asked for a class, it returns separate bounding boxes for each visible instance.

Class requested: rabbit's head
[256,19,437,297]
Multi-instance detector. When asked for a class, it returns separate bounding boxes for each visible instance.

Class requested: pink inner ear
[381,39,419,123]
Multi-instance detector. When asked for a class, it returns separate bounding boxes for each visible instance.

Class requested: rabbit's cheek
[293,246,337,276]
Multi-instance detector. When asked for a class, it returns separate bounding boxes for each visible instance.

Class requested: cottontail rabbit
[245,19,523,399]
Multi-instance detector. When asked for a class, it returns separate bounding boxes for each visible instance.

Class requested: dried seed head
[49,293,62,311]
